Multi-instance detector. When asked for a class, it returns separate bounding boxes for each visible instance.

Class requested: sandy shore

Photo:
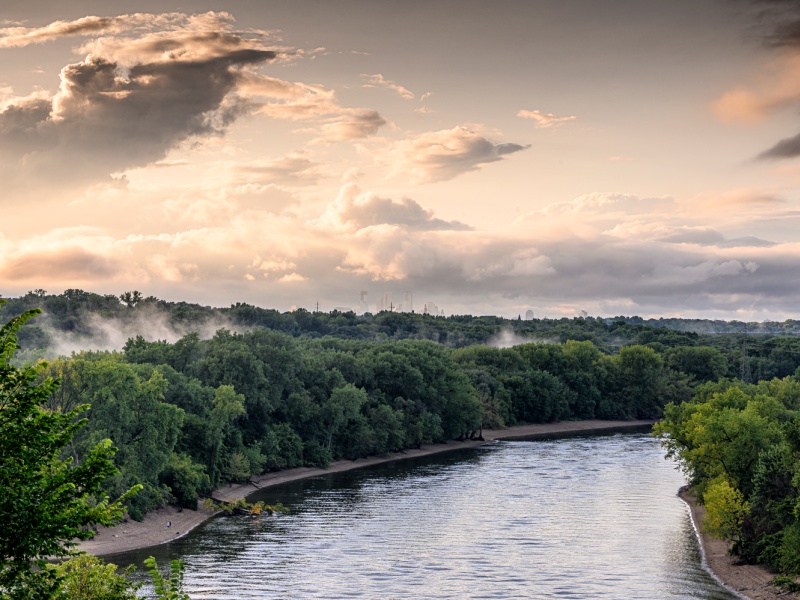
[79,419,650,557]
[679,487,799,600]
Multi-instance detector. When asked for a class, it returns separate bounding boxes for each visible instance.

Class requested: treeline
[655,377,800,580]
[41,327,705,521]
[6,289,800,369]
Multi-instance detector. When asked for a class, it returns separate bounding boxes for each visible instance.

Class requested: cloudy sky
[2,0,800,319]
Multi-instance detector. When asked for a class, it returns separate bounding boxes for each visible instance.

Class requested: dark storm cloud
[745,0,800,47]
[740,1,800,158]
[758,130,800,159]
[0,47,275,190]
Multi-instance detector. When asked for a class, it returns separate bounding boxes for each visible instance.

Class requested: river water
[116,433,740,599]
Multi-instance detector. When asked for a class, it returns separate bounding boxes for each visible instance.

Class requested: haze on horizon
[3,0,800,320]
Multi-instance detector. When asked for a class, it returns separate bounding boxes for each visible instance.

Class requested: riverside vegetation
[0,304,189,599]
[655,377,800,589]
[3,290,800,596]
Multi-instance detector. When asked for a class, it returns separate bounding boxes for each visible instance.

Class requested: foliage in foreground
[655,376,800,576]
[0,303,141,598]
[51,554,139,600]
[144,557,190,600]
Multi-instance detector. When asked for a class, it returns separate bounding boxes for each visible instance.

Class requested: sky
[2,1,800,319]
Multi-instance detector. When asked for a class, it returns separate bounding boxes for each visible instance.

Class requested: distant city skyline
[3,2,800,319]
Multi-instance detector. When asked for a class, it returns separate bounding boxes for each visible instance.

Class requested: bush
[159,453,210,509]
[302,440,332,467]
[53,554,139,600]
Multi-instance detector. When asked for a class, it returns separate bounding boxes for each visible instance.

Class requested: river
[114,433,740,599]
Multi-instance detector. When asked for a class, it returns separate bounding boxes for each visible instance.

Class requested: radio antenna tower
[739,323,752,384]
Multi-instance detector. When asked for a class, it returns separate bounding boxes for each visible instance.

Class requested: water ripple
[119,434,739,599]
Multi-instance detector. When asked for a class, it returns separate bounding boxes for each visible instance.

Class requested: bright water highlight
[118,433,740,599]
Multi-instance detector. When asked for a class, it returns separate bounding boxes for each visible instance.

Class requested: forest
[3,289,800,584]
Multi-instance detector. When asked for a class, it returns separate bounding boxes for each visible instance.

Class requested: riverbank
[78,419,651,556]
[679,487,799,600]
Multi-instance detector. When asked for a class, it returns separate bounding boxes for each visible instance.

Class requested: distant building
[358,291,369,314]
[423,301,440,315]
[580,310,589,319]
[525,309,534,320]
[377,292,393,312]
[399,291,413,313]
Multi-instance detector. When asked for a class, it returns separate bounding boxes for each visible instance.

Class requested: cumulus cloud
[517,108,576,128]
[313,183,472,232]
[3,185,800,318]
[0,10,385,197]
[385,126,529,183]
[0,13,278,192]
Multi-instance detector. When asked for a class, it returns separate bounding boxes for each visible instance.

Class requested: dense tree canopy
[655,377,800,576]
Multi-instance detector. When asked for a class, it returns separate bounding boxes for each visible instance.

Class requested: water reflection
[113,434,739,599]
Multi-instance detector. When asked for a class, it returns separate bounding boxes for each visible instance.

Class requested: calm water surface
[116,433,741,599]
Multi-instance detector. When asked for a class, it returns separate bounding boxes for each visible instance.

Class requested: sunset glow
[3,1,800,318]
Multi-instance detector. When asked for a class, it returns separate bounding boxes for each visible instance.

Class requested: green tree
[321,384,367,452]
[0,305,140,598]
[66,356,184,520]
[206,385,246,486]
[701,476,750,543]
[144,557,190,600]
[52,554,139,600]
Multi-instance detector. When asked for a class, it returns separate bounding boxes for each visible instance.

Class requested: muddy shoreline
[679,487,799,600]
[78,419,651,557]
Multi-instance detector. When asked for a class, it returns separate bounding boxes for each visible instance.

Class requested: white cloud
[313,183,471,232]
[362,74,415,100]
[233,152,325,186]
[385,126,529,183]
[517,108,576,128]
